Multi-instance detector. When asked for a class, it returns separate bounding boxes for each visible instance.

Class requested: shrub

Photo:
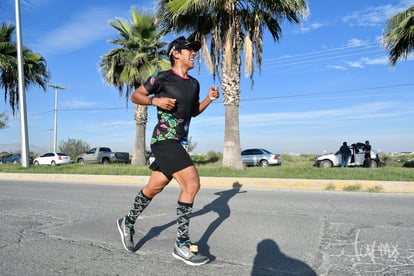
[343,184,362,191]
[366,185,383,193]
[191,154,206,163]
[206,151,221,162]
[403,160,414,168]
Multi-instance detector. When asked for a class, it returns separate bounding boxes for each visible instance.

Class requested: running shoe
[116,217,135,253]
[172,240,209,266]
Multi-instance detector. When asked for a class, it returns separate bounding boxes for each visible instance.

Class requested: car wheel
[34,161,39,166]
[370,160,378,168]
[320,160,333,168]
[51,161,56,166]
[259,160,269,167]
[102,158,110,165]
[77,159,85,164]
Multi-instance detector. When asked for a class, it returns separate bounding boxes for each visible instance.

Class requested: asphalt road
[1,179,413,275]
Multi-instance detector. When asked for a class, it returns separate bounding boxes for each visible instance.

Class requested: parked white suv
[315,142,381,168]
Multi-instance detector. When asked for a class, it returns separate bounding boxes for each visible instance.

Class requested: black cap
[168,36,201,56]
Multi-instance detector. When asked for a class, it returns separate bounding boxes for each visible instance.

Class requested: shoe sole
[116,219,134,253]
[172,252,209,266]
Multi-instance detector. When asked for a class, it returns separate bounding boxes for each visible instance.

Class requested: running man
[117,36,219,266]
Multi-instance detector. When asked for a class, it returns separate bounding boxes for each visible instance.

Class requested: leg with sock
[117,170,170,253]
[176,201,192,243]
[116,189,152,253]
[127,190,152,224]
[170,165,208,265]
[172,201,208,265]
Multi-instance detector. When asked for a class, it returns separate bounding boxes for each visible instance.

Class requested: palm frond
[383,6,414,67]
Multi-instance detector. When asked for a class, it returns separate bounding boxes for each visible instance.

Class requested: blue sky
[1,0,413,155]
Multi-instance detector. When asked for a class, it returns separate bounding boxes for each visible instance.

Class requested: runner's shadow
[194,182,246,261]
[134,182,246,259]
[251,239,317,276]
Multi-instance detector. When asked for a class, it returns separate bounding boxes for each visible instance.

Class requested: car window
[242,150,254,155]
[57,153,68,156]
[88,148,96,154]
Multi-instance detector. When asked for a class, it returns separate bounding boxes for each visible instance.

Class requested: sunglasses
[169,45,197,56]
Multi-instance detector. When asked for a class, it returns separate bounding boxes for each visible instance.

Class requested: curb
[1,173,413,193]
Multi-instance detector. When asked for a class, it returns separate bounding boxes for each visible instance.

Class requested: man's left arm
[192,86,219,117]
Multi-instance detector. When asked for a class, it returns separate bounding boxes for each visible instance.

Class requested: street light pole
[15,0,30,168]
[48,129,53,152]
[48,84,66,152]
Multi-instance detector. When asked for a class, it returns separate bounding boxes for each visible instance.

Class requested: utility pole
[48,129,53,152]
[48,84,66,152]
[15,0,30,168]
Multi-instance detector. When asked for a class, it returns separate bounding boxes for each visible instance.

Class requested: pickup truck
[76,147,129,164]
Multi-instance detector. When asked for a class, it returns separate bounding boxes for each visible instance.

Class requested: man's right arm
[131,85,152,105]
[131,85,176,110]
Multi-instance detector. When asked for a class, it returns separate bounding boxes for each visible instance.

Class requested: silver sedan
[241,148,282,167]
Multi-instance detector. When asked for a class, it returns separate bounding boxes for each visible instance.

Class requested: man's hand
[153,97,176,111]
[208,86,219,101]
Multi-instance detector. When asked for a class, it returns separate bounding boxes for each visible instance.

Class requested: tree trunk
[221,24,244,169]
[222,104,243,169]
[131,104,147,165]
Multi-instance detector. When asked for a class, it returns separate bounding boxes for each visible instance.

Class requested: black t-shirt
[340,145,351,156]
[143,69,200,144]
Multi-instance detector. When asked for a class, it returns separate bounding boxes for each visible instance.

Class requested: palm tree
[383,6,414,67]
[157,0,308,169]
[0,22,49,115]
[100,7,170,165]
[0,112,7,129]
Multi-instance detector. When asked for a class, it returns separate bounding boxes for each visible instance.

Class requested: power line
[265,41,380,63]
[261,41,385,69]
[241,83,414,102]
[20,40,412,116]
[264,48,384,68]
[24,82,414,116]
[60,107,128,112]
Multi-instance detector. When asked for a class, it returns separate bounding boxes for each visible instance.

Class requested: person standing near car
[339,142,351,167]
[116,36,219,266]
[364,140,372,167]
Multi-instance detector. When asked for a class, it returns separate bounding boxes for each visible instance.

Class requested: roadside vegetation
[1,153,413,182]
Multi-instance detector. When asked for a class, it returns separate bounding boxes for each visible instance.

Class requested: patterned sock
[127,190,152,225]
[176,201,193,243]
